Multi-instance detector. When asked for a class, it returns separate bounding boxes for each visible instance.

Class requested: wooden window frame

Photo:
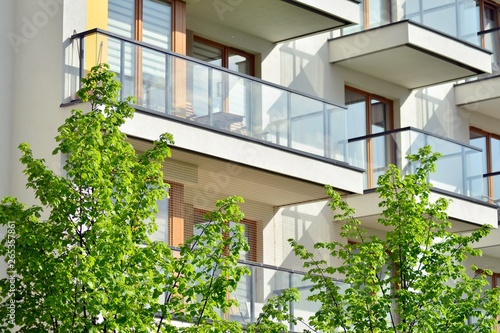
[345,86,394,188]
[479,0,500,50]
[362,0,392,29]
[193,35,255,76]
[132,0,186,53]
[167,181,185,246]
[470,127,500,202]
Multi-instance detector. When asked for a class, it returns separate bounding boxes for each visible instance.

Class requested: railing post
[250,265,255,323]
[461,146,468,196]
[287,92,292,148]
[119,39,125,101]
[165,53,172,114]
[208,67,213,125]
[289,272,295,332]
[78,35,85,91]
[246,79,253,137]
[323,103,329,159]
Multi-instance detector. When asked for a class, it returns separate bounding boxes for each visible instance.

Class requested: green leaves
[0,64,251,333]
[287,146,500,333]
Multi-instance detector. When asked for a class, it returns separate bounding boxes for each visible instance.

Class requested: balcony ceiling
[185,0,359,43]
[346,191,498,232]
[454,74,500,120]
[329,20,492,89]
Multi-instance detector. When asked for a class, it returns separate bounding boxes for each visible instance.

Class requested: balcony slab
[345,190,498,231]
[329,20,492,89]
[468,227,500,259]
[185,0,359,43]
[121,113,365,196]
[455,74,500,120]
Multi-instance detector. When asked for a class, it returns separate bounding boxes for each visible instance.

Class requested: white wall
[8,0,87,205]
[264,200,346,276]
[0,0,16,198]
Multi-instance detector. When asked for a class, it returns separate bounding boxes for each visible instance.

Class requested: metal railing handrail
[71,28,346,110]
[484,171,500,178]
[477,26,500,36]
[170,246,346,284]
[347,126,483,152]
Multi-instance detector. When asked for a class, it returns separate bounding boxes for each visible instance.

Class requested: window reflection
[346,87,393,188]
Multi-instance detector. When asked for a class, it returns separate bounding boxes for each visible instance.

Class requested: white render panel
[294,0,360,25]
[329,22,410,63]
[429,192,498,228]
[455,75,500,120]
[121,114,364,194]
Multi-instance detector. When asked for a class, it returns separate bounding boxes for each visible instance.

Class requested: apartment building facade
[1,0,499,330]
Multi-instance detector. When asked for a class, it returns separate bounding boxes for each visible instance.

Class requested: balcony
[455,73,500,121]
[328,20,492,89]
[65,29,364,194]
[453,27,500,118]
[167,248,348,332]
[185,0,360,43]
[346,127,498,228]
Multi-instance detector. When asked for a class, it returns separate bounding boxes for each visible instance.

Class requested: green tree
[0,64,255,332]
[288,147,500,333]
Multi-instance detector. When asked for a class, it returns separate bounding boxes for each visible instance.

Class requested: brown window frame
[192,36,255,76]
[345,86,394,188]
[131,0,186,53]
[470,127,500,203]
[479,0,500,54]
[362,0,392,29]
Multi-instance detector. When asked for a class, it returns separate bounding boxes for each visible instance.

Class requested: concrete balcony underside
[345,190,499,233]
[184,0,359,43]
[455,74,500,120]
[122,114,365,196]
[468,227,500,259]
[329,20,492,89]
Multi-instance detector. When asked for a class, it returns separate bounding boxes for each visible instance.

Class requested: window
[189,36,255,131]
[148,181,184,245]
[343,0,391,34]
[108,0,186,52]
[346,86,393,188]
[479,0,500,64]
[107,0,186,110]
[404,0,480,45]
[192,36,255,76]
[470,128,500,203]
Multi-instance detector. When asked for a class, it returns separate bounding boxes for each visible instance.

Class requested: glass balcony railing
[66,29,348,162]
[348,127,485,201]
[167,249,348,332]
